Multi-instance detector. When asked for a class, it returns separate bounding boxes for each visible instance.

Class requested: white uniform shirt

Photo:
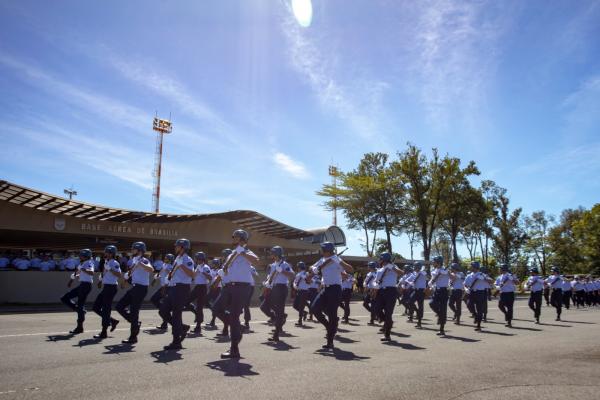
[129,256,151,286]
[102,259,121,285]
[375,264,399,288]
[170,254,194,285]
[342,274,355,290]
[224,246,258,284]
[77,260,95,283]
[250,266,258,286]
[451,271,465,290]
[561,279,572,291]
[526,276,544,292]
[159,263,173,287]
[309,275,321,289]
[408,270,428,289]
[464,271,487,291]
[269,261,294,286]
[311,255,345,286]
[429,267,450,289]
[545,275,563,289]
[294,271,311,291]
[364,271,377,289]
[495,273,517,293]
[194,263,212,285]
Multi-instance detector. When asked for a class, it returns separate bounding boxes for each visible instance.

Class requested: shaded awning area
[304,226,347,246]
[0,180,313,240]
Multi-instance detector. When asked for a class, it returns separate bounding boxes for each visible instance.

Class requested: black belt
[324,284,341,288]
[226,282,251,287]
[273,283,287,287]
[175,283,190,286]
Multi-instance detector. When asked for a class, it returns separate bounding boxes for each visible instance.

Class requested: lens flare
[292,0,313,28]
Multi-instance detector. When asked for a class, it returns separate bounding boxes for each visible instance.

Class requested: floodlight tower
[328,165,339,226]
[64,186,77,200]
[152,115,172,214]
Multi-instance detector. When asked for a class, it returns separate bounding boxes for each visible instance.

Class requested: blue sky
[1,0,599,257]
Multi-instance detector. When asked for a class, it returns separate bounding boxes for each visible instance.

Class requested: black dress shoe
[180,325,190,342]
[380,336,391,342]
[163,342,182,351]
[110,319,119,332]
[220,349,240,359]
[93,331,108,339]
[70,327,84,334]
[193,325,202,334]
[156,322,168,330]
[321,342,334,350]
[121,337,137,344]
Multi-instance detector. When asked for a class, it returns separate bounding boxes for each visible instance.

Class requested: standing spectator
[61,252,79,271]
[13,253,31,270]
[0,253,10,269]
[30,252,42,270]
[39,254,56,271]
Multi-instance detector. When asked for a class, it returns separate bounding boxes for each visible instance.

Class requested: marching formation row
[60,229,600,359]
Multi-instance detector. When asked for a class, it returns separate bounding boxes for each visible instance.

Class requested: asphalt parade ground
[0,299,599,400]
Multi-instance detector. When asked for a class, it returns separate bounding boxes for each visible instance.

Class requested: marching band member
[545,266,563,321]
[116,242,153,344]
[373,252,402,341]
[91,245,121,339]
[428,256,450,336]
[448,262,464,325]
[525,267,544,323]
[189,251,211,334]
[151,254,173,330]
[340,272,355,324]
[407,261,427,329]
[308,242,354,350]
[162,239,195,350]
[215,230,259,359]
[60,248,95,334]
[262,246,294,342]
[495,264,519,328]
[363,262,378,325]
[292,262,312,327]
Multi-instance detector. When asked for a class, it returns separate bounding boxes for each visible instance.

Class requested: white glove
[123,272,130,280]
[276,265,283,273]
[70,273,75,280]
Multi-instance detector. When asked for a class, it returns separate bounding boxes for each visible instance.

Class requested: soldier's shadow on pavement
[440,334,480,343]
[478,329,515,337]
[261,340,300,351]
[143,328,168,335]
[560,320,596,325]
[103,343,136,354]
[46,333,75,342]
[538,323,573,328]
[206,359,259,377]
[507,325,543,332]
[390,331,411,338]
[382,340,426,350]
[314,348,371,361]
[334,335,359,344]
[150,350,183,364]
[73,338,103,347]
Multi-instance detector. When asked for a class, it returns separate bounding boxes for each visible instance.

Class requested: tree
[394,144,478,261]
[490,191,526,265]
[523,210,555,276]
[573,204,600,274]
[548,208,586,273]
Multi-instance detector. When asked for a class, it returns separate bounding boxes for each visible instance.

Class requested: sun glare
[292,0,313,28]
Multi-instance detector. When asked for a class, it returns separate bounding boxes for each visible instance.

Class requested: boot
[93,328,108,339]
[163,341,182,351]
[110,319,119,332]
[70,324,84,335]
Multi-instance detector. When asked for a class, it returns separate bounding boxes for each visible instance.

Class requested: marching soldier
[116,242,153,344]
[243,265,259,332]
[60,248,95,334]
[495,264,518,328]
[373,252,402,341]
[525,267,544,323]
[463,261,490,331]
[292,262,312,327]
[151,254,173,330]
[363,262,378,325]
[571,275,586,308]
[407,261,427,329]
[216,230,259,359]
[340,272,355,324]
[188,251,211,334]
[398,265,414,319]
[206,256,224,328]
[448,262,464,325]
[262,246,294,342]
[428,256,450,336]
[92,245,121,339]
[162,239,195,350]
[307,271,321,322]
[480,266,492,322]
[308,242,354,350]
[561,276,572,310]
[545,266,563,321]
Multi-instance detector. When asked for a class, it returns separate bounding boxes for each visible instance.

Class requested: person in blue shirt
[428,255,450,336]
[116,242,154,345]
[206,256,224,329]
[91,245,121,339]
[216,229,260,359]
[545,266,563,321]
[407,261,428,329]
[60,248,95,334]
[151,254,174,330]
[307,242,354,350]
[243,265,259,332]
[525,267,544,323]
[292,261,312,327]
[161,239,195,351]
[448,262,465,325]
[495,264,519,328]
[339,272,355,324]
[464,261,492,331]
[362,261,378,325]
[261,246,295,342]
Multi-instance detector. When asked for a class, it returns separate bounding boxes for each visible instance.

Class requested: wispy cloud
[280,5,389,141]
[560,74,600,141]
[273,152,310,179]
[517,142,600,177]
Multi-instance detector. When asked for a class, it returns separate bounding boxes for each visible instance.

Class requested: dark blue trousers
[429,287,449,327]
[92,284,118,329]
[116,284,148,337]
[448,289,463,319]
[61,282,92,325]
[375,287,398,336]
[498,291,515,322]
[310,285,342,342]
[159,284,190,342]
[214,283,252,347]
[529,291,542,319]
